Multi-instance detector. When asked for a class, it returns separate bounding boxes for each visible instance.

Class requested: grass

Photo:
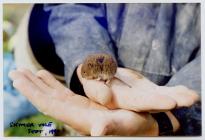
[3,4,30,52]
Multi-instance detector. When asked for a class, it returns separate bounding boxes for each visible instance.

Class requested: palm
[77,65,199,112]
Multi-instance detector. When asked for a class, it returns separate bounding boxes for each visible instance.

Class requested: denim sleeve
[44,4,116,87]
[166,55,201,135]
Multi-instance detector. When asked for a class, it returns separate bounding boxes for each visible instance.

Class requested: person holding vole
[9,3,201,136]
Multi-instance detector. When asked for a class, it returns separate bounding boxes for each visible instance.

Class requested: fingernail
[17,67,28,72]
[8,70,16,79]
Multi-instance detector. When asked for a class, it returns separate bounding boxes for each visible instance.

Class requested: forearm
[44,4,116,87]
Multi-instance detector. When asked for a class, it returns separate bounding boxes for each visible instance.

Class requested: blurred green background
[3,4,30,52]
[3,4,77,137]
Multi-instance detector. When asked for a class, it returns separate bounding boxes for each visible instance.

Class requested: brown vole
[81,53,131,88]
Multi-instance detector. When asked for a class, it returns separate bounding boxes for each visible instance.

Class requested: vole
[81,53,131,88]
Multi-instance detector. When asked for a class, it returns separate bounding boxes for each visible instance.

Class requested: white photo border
[0,0,204,140]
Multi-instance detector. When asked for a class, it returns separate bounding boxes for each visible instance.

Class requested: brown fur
[81,53,117,81]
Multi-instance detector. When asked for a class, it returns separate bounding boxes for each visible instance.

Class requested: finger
[131,92,177,112]
[18,68,53,94]
[9,70,49,112]
[118,67,144,79]
[36,69,70,95]
[111,79,177,111]
[161,86,200,107]
[9,70,23,80]
[84,80,113,105]
[77,64,112,105]
[174,85,200,103]
[142,94,177,111]
[115,68,145,86]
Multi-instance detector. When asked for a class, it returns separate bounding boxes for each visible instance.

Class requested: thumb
[77,64,112,105]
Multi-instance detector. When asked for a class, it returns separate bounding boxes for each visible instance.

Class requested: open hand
[9,68,159,136]
[77,64,199,112]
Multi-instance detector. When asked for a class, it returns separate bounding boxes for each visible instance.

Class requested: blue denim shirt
[44,3,201,135]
